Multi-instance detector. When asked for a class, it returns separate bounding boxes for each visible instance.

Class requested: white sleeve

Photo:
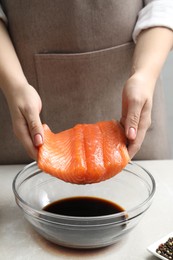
[133,0,173,43]
[0,4,7,24]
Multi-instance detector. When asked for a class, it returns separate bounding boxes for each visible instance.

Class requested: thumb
[26,115,44,147]
[125,106,142,141]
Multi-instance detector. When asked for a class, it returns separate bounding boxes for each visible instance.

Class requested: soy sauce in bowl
[43,196,125,217]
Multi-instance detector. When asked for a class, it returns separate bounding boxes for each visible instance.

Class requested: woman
[0,0,173,163]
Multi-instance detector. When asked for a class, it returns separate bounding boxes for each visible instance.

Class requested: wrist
[130,67,158,84]
[127,70,157,96]
[0,78,29,97]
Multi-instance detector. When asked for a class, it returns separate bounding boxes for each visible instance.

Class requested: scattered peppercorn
[156,237,173,259]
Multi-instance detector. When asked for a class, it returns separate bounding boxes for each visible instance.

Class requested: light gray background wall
[162,52,173,158]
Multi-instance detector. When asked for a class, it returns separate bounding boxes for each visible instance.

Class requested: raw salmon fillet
[37,120,130,184]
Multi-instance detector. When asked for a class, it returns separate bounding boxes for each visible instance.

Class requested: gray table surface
[0,160,173,260]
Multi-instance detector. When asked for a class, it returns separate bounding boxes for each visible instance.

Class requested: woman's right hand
[4,84,43,160]
[0,20,44,160]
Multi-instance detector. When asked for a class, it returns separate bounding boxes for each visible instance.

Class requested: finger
[34,133,43,147]
[127,104,152,158]
[127,128,146,159]
[125,99,143,141]
[13,121,38,160]
[24,112,44,147]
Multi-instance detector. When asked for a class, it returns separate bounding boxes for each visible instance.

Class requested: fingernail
[34,134,43,147]
[128,127,136,140]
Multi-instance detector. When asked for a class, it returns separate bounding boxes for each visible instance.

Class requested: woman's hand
[0,20,43,160]
[121,27,173,158]
[4,84,43,160]
[120,73,155,159]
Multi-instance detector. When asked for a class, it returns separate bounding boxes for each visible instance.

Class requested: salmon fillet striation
[37,120,130,184]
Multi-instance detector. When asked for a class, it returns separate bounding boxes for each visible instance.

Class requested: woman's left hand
[120,72,156,159]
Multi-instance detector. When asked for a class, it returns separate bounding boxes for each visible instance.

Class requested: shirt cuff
[133,0,173,43]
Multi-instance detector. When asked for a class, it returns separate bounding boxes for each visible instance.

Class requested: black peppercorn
[156,237,173,259]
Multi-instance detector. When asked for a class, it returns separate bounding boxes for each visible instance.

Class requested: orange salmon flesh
[37,120,130,184]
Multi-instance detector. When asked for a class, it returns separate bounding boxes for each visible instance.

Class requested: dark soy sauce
[43,196,125,217]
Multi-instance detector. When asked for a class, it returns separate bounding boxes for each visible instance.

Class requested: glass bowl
[12,162,156,249]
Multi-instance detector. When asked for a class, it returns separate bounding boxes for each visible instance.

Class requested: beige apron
[0,0,170,163]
